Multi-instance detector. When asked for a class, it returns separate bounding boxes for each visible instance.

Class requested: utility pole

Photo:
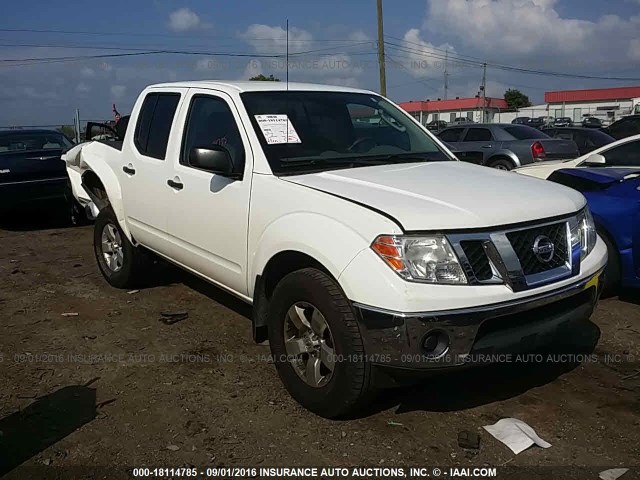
[480,63,487,123]
[376,0,387,97]
[444,49,449,100]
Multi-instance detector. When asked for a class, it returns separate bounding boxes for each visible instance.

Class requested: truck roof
[149,80,375,95]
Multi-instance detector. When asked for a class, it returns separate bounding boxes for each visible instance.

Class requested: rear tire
[488,158,515,171]
[93,206,150,288]
[268,268,373,418]
[599,230,620,297]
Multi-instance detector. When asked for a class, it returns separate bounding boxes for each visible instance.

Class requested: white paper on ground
[599,468,629,480]
[483,418,552,455]
[254,114,302,145]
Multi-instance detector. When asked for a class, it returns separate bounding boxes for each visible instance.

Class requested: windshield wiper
[373,152,446,163]
[279,152,445,169]
[279,157,390,169]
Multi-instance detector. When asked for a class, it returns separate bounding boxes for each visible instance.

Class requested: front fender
[249,212,372,297]
[65,142,131,240]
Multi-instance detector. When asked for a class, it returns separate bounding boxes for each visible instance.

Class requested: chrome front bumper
[353,269,604,373]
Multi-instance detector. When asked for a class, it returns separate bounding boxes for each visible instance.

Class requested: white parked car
[64,81,607,418]
[514,133,640,179]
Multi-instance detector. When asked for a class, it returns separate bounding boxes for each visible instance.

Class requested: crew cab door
[120,89,186,255]
[165,89,252,296]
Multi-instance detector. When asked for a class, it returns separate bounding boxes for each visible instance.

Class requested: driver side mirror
[583,153,606,166]
[189,146,237,178]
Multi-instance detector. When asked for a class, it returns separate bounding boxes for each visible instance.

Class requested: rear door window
[438,128,465,143]
[134,92,181,160]
[463,128,492,142]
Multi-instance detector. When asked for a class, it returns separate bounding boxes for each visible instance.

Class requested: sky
[1,0,639,125]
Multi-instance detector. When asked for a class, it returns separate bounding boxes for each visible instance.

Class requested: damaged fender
[63,142,132,240]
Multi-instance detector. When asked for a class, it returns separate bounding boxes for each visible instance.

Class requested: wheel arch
[487,152,520,168]
[79,162,131,240]
[252,249,343,344]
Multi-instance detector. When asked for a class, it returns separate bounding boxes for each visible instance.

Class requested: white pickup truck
[65,81,607,418]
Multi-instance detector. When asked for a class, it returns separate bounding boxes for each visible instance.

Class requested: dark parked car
[520,116,553,130]
[437,124,579,170]
[425,120,448,132]
[512,116,530,125]
[0,130,75,216]
[553,117,573,127]
[582,116,603,128]
[542,127,615,156]
[452,117,473,124]
[604,115,640,140]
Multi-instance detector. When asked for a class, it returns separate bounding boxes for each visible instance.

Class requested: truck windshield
[241,91,452,175]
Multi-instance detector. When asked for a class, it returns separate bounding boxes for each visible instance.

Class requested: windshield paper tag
[254,114,302,145]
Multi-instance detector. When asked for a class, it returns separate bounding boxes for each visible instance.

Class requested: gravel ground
[0,213,638,479]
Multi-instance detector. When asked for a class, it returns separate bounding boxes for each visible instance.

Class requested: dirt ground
[0,211,639,479]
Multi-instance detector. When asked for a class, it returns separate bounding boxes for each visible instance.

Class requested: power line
[0,27,367,43]
[385,54,442,92]
[386,34,490,64]
[0,41,373,53]
[385,42,487,68]
[0,42,376,67]
[384,40,640,82]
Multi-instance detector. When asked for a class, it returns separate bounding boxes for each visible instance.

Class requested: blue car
[548,167,640,294]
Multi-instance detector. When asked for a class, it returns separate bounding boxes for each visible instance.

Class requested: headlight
[371,235,467,284]
[570,208,597,259]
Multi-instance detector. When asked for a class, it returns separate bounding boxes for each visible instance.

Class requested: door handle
[122,165,136,175]
[481,145,493,148]
[167,179,184,190]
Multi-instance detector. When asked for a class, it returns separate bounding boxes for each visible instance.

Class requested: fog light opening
[422,330,450,359]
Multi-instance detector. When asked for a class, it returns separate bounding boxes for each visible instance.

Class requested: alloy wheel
[101,223,124,272]
[283,302,336,388]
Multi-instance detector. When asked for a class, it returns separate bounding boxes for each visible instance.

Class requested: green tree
[249,74,280,82]
[504,89,532,109]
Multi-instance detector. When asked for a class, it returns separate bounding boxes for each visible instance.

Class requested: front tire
[93,206,149,288]
[268,268,373,418]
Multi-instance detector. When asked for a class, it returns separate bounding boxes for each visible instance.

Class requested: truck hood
[283,161,586,231]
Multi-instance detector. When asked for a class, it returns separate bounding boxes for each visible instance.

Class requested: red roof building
[545,86,640,104]
[400,97,509,113]
[399,97,510,125]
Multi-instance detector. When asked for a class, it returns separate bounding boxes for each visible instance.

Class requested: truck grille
[449,216,577,291]
[460,240,492,281]
[506,222,568,275]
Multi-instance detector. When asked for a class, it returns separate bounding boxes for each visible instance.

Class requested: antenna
[286,19,289,89]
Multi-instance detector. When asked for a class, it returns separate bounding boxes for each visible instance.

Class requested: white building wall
[512,98,639,124]
[408,96,640,126]
[549,100,634,122]
[421,109,504,124]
